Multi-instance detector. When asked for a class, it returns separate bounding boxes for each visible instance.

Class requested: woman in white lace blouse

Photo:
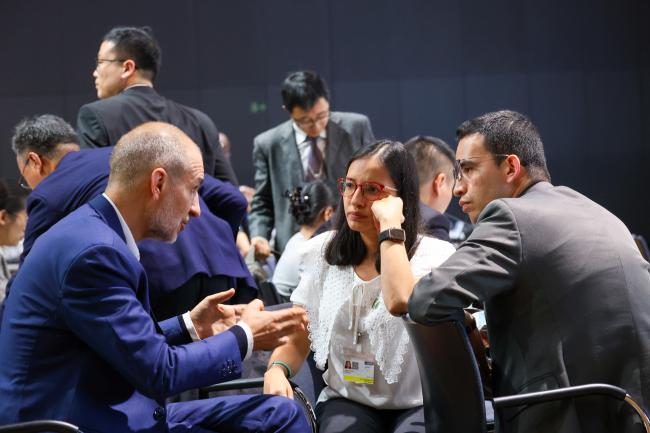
[264,140,455,433]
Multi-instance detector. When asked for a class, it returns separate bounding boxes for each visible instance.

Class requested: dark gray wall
[1,0,648,237]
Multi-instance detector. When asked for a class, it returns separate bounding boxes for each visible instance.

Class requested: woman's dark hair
[0,179,26,216]
[325,139,421,272]
[286,180,337,227]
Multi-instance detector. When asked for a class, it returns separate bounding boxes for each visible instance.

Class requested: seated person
[0,122,309,433]
[263,140,455,433]
[0,179,27,302]
[272,180,336,298]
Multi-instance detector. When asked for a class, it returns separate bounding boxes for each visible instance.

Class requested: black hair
[11,114,78,158]
[0,179,26,215]
[325,139,421,273]
[281,71,330,112]
[286,180,337,226]
[404,135,455,185]
[103,26,161,82]
[456,110,550,182]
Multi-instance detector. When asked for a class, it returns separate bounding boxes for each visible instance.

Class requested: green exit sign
[250,101,267,113]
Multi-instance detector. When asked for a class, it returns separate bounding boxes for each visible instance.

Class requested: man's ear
[29,152,47,177]
[0,209,7,226]
[431,173,446,198]
[504,154,523,183]
[150,168,168,200]
[121,59,137,80]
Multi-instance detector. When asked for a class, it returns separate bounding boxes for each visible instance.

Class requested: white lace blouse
[290,231,456,409]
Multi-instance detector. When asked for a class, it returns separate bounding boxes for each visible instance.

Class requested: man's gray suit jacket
[410,181,650,433]
[249,111,374,254]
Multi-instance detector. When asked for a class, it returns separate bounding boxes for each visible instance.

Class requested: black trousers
[316,398,425,433]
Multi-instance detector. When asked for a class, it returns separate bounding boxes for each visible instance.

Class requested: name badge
[342,356,375,384]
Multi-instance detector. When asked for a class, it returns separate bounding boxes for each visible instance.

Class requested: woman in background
[0,179,27,302]
[272,180,336,299]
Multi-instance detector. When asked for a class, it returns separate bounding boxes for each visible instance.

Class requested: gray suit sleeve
[248,138,273,240]
[409,200,523,324]
[76,104,108,148]
[360,115,375,145]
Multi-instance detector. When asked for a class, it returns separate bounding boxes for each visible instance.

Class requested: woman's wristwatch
[378,228,406,245]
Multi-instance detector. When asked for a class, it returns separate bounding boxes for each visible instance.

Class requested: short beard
[148,190,179,243]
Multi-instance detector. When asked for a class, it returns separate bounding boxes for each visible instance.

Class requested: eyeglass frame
[452,154,514,186]
[18,157,32,190]
[293,111,330,129]
[95,57,127,69]
[337,177,398,201]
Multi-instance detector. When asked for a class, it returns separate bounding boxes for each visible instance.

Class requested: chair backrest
[633,234,650,261]
[257,281,287,306]
[402,316,487,433]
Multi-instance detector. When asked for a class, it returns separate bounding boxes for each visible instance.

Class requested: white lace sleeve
[365,235,456,383]
[289,232,335,368]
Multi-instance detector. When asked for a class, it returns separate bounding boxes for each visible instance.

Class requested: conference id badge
[341,349,375,384]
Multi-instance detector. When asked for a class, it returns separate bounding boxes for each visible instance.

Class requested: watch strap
[378,228,406,245]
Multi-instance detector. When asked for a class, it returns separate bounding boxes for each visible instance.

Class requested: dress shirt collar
[292,121,327,145]
[102,193,140,261]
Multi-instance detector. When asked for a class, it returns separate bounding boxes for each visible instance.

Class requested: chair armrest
[200,378,318,433]
[493,383,626,408]
[0,420,80,433]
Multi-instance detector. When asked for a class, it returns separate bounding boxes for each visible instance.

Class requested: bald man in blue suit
[3,114,255,324]
[0,122,309,432]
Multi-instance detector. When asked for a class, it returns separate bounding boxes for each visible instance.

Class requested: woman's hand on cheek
[371,196,405,232]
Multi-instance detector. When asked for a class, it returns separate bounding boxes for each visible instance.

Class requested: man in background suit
[77,26,237,183]
[249,70,375,257]
[0,122,309,433]
[375,110,650,433]
[5,114,254,323]
[404,135,455,242]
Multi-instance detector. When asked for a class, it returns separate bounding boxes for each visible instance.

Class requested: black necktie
[305,136,324,181]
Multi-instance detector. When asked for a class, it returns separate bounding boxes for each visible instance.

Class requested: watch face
[380,228,405,243]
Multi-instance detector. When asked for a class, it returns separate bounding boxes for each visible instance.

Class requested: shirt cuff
[235,321,253,361]
[182,312,201,342]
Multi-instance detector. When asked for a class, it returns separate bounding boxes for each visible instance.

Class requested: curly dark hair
[286,180,337,226]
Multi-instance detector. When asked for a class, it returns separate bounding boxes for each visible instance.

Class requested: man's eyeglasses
[18,157,31,190]
[337,178,398,201]
[95,58,126,68]
[294,111,330,129]
[452,154,510,185]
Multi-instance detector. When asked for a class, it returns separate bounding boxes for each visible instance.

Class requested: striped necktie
[305,136,325,181]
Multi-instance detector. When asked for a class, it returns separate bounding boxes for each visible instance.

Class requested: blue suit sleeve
[60,244,242,401]
[21,194,65,264]
[199,175,247,237]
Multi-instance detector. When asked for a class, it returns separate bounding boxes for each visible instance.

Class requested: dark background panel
[0,0,648,238]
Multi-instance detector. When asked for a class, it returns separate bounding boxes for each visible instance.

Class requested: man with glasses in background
[249,70,374,258]
[76,26,237,184]
[375,110,650,433]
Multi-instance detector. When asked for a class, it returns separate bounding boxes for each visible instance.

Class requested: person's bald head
[106,122,204,243]
[108,122,201,190]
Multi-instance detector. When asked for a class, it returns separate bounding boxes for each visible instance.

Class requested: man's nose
[453,180,465,197]
[189,194,201,218]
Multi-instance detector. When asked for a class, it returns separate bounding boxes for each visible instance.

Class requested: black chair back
[403,316,487,433]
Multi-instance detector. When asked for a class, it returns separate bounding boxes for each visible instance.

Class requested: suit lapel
[278,121,305,182]
[87,194,127,244]
[87,195,160,325]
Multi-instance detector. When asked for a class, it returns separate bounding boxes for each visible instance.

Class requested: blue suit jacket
[14,148,254,303]
[0,195,242,432]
